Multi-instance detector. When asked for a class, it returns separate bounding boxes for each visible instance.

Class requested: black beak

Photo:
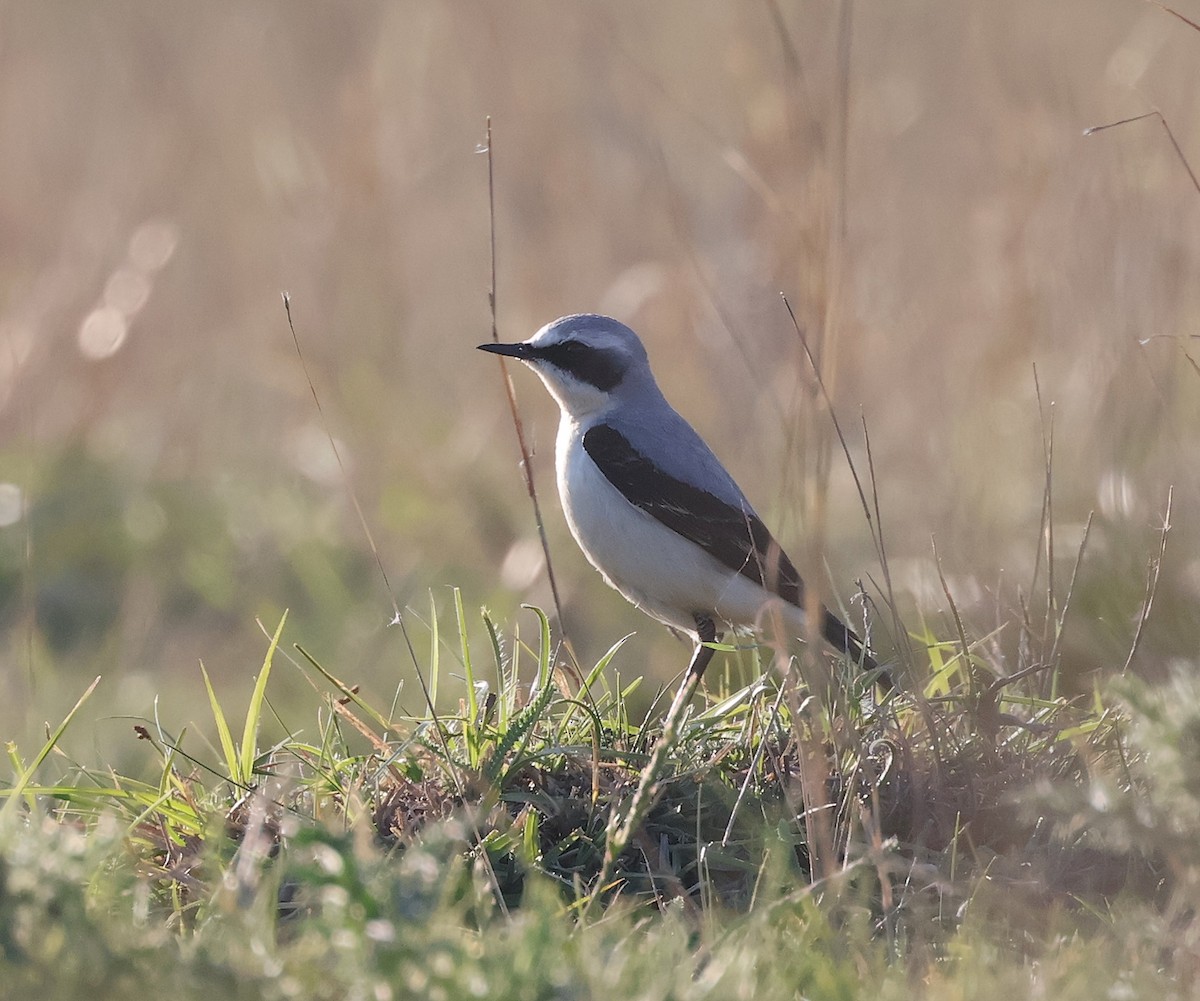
[477,341,533,359]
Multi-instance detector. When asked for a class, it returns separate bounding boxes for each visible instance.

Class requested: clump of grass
[1,579,1198,997]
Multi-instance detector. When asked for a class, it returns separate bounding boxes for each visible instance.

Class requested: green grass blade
[160,724,188,797]
[556,633,633,740]
[455,586,479,724]
[1,675,101,821]
[429,590,440,712]
[200,661,241,786]
[522,604,553,696]
[295,644,393,734]
[239,610,288,787]
[484,607,557,785]
[482,609,513,729]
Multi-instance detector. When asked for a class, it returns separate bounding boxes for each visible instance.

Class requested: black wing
[582,423,876,670]
[582,423,804,604]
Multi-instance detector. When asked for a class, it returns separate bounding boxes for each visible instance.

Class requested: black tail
[821,609,892,693]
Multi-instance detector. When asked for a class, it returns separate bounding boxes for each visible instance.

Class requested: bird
[478,313,884,690]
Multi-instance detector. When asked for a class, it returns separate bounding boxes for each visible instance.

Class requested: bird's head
[477,314,652,419]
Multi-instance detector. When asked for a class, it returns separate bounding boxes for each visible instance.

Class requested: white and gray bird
[478,313,882,687]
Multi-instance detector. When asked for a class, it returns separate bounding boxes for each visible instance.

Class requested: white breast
[554,415,807,638]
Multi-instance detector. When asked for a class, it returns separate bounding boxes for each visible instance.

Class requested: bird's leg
[685,613,718,682]
[591,614,721,908]
[657,616,717,745]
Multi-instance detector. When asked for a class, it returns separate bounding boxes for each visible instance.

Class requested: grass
[2,577,1197,1000]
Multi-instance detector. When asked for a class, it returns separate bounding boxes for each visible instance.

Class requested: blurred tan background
[1,2,1198,764]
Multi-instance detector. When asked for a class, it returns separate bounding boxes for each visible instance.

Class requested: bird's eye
[535,339,624,391]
